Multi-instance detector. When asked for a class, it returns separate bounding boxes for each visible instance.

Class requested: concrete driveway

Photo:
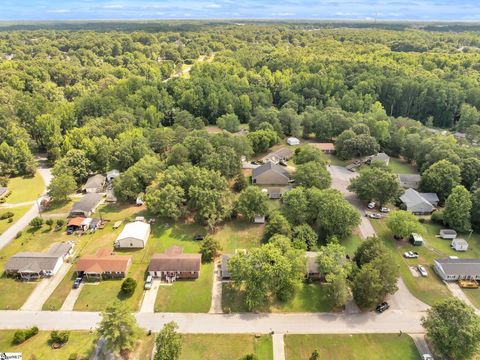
[328,165,376,239]
[60,283,85,311]
[21,263,71,311]
[445,282,480,314]
[139,279,161,313]
[209,259,223,314]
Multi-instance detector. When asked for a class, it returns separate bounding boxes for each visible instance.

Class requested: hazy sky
[1,0,480,21]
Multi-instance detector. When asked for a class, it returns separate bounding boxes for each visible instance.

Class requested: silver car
[417,264,428,277]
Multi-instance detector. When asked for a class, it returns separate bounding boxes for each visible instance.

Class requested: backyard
[3,171,45,204]
[285,334,419,360]
[388,158,417,175]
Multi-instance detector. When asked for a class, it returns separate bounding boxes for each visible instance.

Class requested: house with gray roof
[5,242,73,280]
[306,252,320,280]
[261,147,293,164]
[83,174,106,193]
[400,188,438,215]
[397,174,422,190]
[434,258,480,281]
[252,163,290,185]
[368,152,390,165]
[69,193,103,217]
[221,254,233,279]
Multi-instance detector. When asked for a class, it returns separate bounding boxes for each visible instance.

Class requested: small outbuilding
[106,170,120,182]
[115,221,151,249]
[253,215,266,224]
[440,229,457,240]
[221,254,234,279]
[451,238,469,252]
[410,233,424,246]
[83,174,106,193]
[287,137,300,146]
[306,252,320,280]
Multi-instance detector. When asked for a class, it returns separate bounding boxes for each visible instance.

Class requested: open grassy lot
[285,334,419,360]
[388,158,417,174]
[4,171,45,204]
[180,334,273,360]
[371,220,453,305]
[154,262,213,313]
[343,235,362,257]
[0,204,31,235]
[324,154,350,167]
[0,330,96,359]
[212,220,263,252]
[222,282,334,313]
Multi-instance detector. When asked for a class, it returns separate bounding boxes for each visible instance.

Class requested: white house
[451,238,469,252]
[115,221,151,249]
[434,258,480,281]
[287,137,300,146]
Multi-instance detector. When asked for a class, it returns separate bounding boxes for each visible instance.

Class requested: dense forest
[0,22,479,231]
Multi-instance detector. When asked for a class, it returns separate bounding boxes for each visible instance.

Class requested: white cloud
[47,8,70,13]
[102,4,126,9]
[205,3,221,8]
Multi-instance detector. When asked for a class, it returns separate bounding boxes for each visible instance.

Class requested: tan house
[310,143,335,154]
[261,147,293,164]
[252,163,290,185]
[76,248,131,280]
[148,246,201,282]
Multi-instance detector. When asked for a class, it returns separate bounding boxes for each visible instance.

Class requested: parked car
[73,277,83,289]
[375,302,390,313]
[250,161,258,165]
[193,234,205,241]
[144,275,153,290]
[367,202,376,209]
[422,354,433,360]
[380,207,390,213]
[403,251,419,258]
[417,264,428,277]
[66,226,76,235]
[279,160,288,166]
[369,213,382,219]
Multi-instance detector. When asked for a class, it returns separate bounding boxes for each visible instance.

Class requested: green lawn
[212,220,263,253]
[222,282,334,313]
[4,171,45,204]
[370,220,452,305]
[180,334,273,360]
[285,334,419,360]
[154,262,213,312]
[343,235,363,257]
[324,154,350,167]
[462,288,480,309]
[0,204,31,235]
[388,158,418,175]
[0,330,96,359]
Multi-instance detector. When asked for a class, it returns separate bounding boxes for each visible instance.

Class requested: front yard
[222,282,334,313]
[285,334,419,360]
[0,204,31,235]
[3,171,45,204]
[154,262,214,313]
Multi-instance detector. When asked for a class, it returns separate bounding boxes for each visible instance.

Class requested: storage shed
[440,229,457,240]
[451,238,469,252]
[115,221,151,249]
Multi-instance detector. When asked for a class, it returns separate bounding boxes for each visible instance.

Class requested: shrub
[0,211,14,220]
[46,219,54,227]
[15,231,22,239]
[242,355,258,360]
[29,217,44,229]
[7,218,13,223]
[121,277,137,295]
[200,237,222,263]
[13,326,39,344]
[68,354,78,360]
[56,219,65,227]
[50,330,70,344]
[431,210,444,224]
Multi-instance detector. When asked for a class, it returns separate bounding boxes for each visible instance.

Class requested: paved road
[21,263,71,311]
[0,310,426,334]
[0,163,52,251]
[328,166,376,239]
[139,279,161,313]
[272,334,286,360]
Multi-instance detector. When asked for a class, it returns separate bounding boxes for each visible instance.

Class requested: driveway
[60,283,85,311]
[139,279,161,313]
[328,165,376,239]
[209,259,223,314]
[445,282,480,314]
[410,334,432,358]
[21,263,71,311]
[272,334,286,360]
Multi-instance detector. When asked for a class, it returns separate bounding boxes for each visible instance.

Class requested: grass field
[388,158,417,175]
[285,334,419,360]
[212,220,263,252]
[0,204,31,235]
[4,172,45,204]
[154,262,213,312]
[180,334,273,360]
[462,288,480,309]
[222,282,334,313]
[0,330,96,359]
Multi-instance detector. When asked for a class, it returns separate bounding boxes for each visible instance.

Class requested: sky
[1,0,480,21]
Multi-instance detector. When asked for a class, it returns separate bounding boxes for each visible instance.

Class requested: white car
[367,202,376,209]
[144,275,153,290]
[422,354,433,360]
[380,207,390,213]
[403,251,419,258]
[417,264,428,277]
[369,213,382,219]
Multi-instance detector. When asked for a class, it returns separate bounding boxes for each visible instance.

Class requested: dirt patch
[408,266,420,277]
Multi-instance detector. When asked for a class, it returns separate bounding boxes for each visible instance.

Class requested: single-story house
[83,174,106,193]
[252,163,290,185]
[367,152,390,165]
[440,229,457,240]
[106,170,120,182]
[451,238,469,252]
[397,174,422,190]
[115,221,151,249]
[253,215,266,224]
[69,193,102,217]
[263,187,284,199]
[410,233,424,246]
[434,258,480,281]
[400,188,438,215]
[310,143,335,154]
[221,254,234,279]
[306,252,320,280]
[261,147,293,164]
[0,187,8,198]
[76,248,131,280]
[5,242,73,280]
[148,246,201,282]
[287,137,300,146]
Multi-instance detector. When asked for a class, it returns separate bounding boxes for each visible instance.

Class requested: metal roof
[435,258,480,276]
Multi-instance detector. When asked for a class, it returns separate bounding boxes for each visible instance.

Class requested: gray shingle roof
[400,188,436,212]
[435,258,480,276]
[397,174,421,189]
[84,174,106,189]
[71,193,102,214]
[261,147,293,162]
[221,254,233,278]
[252,162,289,179]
